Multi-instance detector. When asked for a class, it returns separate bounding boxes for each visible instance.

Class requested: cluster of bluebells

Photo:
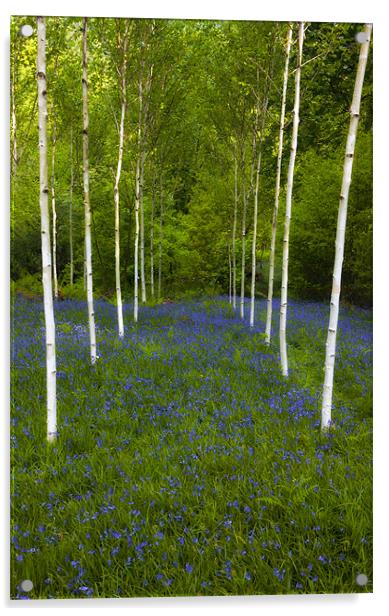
[10,295,372,598]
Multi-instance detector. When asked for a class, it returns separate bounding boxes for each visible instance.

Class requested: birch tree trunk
[232,153,238,310]
[69,125,74,286]
[134,51,147,309]
[158,174,163,300]
[37,16,57,442]
[240,180,247,320]
[140,147,147,303]
[280,22,304,377]
[82,17,97,364]
[114,24,129,338]
[228,241,232,304]
[150,177,155,298]
[134,155,140,322]
[321,23,372,431]
[265,24,293,344]
[249,77,271,327]
[241,95,260,321]
[51,112,58,298]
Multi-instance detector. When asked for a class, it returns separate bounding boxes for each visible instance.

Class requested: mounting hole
[355,573,368,586]
[355,32,369,44]
[20,24,34,37]
[20,579,33,592]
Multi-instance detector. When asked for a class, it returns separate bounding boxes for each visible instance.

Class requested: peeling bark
[280,22,304,377]
[114,22,129,338]
[82,17,97,363]
[321,23,372,430]
[69,124,74,286]
[232,154,238,310]
[51,111,58,298]
[265,24,293,344]
[37,16,57,442]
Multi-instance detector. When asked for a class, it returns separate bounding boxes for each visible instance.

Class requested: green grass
[10,295,372,599]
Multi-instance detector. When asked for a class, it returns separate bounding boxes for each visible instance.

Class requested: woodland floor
[10,295,372,599]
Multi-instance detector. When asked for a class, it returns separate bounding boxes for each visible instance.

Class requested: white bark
[250,86,270,328]
[265,24,293,344]
[321,23,372,431]
[280,22,304,377]
[51,113,58,298]
[240,181,247,320]
[232,154,238,310]
[114,25,129,338]
[140,149,146,303]
[228,241,232,303]
[241,94,260,321]
[69,124,74,286]
[150,180,155,298]
[82,18,97,364]
[158,175,163,300]
[37,16,57,442]
[134,50,147,307]
[134,155,140,322]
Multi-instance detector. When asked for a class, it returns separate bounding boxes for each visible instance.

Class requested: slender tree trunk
[69,124,74,286]
[321,24,372,430]
[239,141,248,321]
[265,24,293,344]
[280,22,304,377]
[228,241,232,303]
[134,53,147,308]
[232,153,238,310]
[140,149,147,303]
[37,16,57,442]
[134,156,140,322]
[158,174,163,300]
[250,81,271,327]
[240,182,247,320]
[51,112,58,298]
[82,17,97,364]
[150,177,155,298]
[114,25,129,338]
[240,95,260,321]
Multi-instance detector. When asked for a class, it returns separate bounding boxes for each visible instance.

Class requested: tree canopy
[11,17,372,306]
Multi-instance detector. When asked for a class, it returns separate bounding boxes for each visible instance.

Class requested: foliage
[10,17,372,305]
[288,129,372,305]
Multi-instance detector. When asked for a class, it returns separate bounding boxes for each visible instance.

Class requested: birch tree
[133,52,143,322]
[157,172,164,300]
[265,24,293,344]
[231,152,238,310]
[150,174,156,298]
[239,163,247,321]
[134,151,140,322]
[37,16,57,442]
[249,50,274,327]
[279,22,304,377]
[82,17,97,363]
[321,24,372,430]
[113,21,129,338]
[51,109,58,298]
[69,124,74,286]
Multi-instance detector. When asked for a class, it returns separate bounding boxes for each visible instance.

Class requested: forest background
[10,16,372,307]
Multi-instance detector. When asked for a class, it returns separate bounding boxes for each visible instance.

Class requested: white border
[1,1,388,615]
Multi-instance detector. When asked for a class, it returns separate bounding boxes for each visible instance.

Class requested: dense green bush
[288,130,372,306]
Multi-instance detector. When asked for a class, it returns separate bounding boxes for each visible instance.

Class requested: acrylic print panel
[10,14,373,600]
